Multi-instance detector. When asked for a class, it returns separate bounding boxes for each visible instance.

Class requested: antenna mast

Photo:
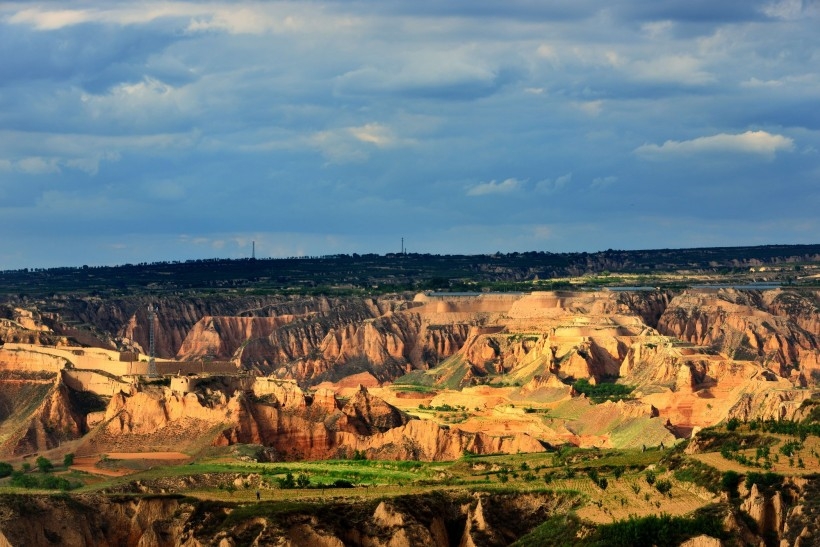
[147,304,158,377]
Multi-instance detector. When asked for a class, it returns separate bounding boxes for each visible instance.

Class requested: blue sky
[1,1,818,268]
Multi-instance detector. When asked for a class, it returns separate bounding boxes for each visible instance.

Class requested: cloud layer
[1,1,818,268]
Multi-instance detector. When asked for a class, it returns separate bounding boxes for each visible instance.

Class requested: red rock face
[97,383,544,462]
[657,290,820,382]
[5,383,86,455]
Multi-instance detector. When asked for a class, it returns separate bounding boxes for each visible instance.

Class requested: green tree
[296,472,310,488]
[63,453,75,467]
[0,462,12,478]
[35,456,53,473]
[278,472,296,489]
[720,471,740,498]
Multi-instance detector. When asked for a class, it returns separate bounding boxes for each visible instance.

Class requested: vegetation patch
[572,379,634,403]
[585,510,726,546]
[667,456,722,494]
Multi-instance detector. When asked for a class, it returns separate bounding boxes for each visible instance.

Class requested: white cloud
[635,131,795,159]
[186,9,306,34]
[309,130,369,163]
[17,157,60,175]
[642,20,673,39]
[307,123,408,163]
[630,55,714,85]
[7,4,352,35]
[741,74,818,89]
[741,77,784,88]
[574,100,603,116]
[348,123,395,147]
[0,151,121,177]
[536,173,572,193]
[65,152,121,176]
[8,8,94,30]
[591,176,617,189]
[335,47,498,97]
[762,0,805,20]
[604,51,626,68]
[80,77,191,125]
[467,178,522,196]
[536,44,560,65]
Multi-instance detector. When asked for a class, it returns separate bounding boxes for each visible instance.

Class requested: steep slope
[0,377,86,456]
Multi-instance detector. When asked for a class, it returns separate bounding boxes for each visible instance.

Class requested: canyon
[0,287,819,546]
[0,289,818,459]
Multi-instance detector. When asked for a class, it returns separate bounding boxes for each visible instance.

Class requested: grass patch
[390,384,435,393]
[510,512,585,546]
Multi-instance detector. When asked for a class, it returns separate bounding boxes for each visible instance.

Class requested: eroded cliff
[0,490,579,547]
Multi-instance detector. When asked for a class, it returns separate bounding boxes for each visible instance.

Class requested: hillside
[2,243,820,297]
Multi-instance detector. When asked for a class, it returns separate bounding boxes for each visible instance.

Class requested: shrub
[277,472,295,489]
[9,471,37,488]
[35,456,53,473]
[63,453,75,467]
[645,470,656,486]
[720,471,740,498]
[0,462,12,478]
[745,472,782,490]
[598,477,608,490]
[296,472,310,488]
[780,441,801,457]
[655,479,672,496]
[726,418,741,432]
[587,512,725,546]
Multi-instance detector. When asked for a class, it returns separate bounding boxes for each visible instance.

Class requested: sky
[1,0,819,269]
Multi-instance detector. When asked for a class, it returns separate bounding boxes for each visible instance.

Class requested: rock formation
[0,490,579,547]
[1,288,818,454]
